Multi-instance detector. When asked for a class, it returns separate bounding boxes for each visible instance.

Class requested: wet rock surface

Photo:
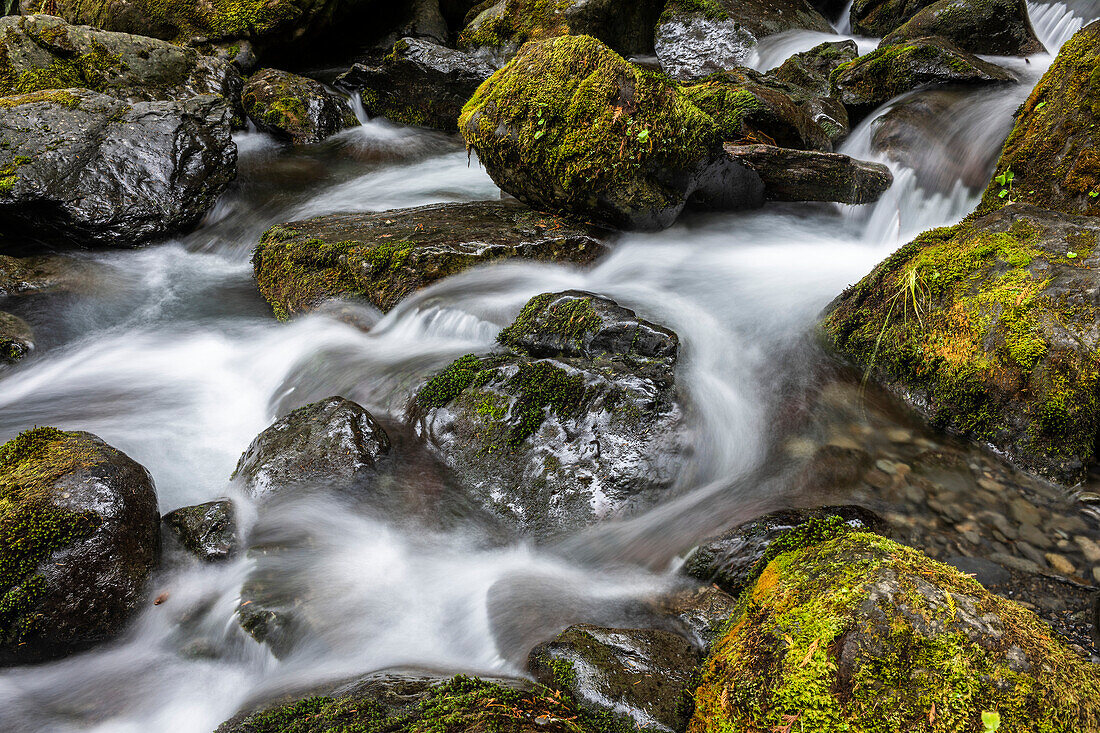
[337,37,494,131]
[0,89,236,249]
[163,499,239,562]
[412,291,689,540]
[881,0,1044,56]
[252,200,606,319]
[242,68,356,145]
[0,253,99,296]
[0,311,33,363]
[529,624,702,733]
[0,427,160,665]
[850,0,938,36]
[723,144,893,204]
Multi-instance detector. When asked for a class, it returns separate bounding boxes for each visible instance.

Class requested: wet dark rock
[242,68,356,145]
[0,311,33,364]
[458,0,664,67]
[0,89,236,249]
[460,35,764,231]
[373,0,449,50]
[412,291,688,540]
[655,0,834,82]
[682,505,886,596]
[945,555,1012,587]
[0,15,242,111]
[831,37,1016,122]
[647,584,740,648]
[336,37,493,131]
[232,396,390,500]
[850,0,938,36]
[723,143,893,204]
[0,427,160,665]
[529,624,702,733]
[252,200,606,320]
[0,253,99,297]
[881,0,1044,56]
[163,499,239,562]
[767,39,859,99]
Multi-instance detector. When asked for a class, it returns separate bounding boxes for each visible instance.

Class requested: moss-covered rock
[0,427,160,665]
[977,20,1100,218]
[251,200,606,320]
[242,67,356,145]
[460,34,763,230]
[0,311,32,363]
[411,291,687,540]
[831,37,1015,122]
[881,0,1044,56]
[688,532,1100,732]
[850,0,937,36]
[722,143,893,204]
[336,37,493,131]
[0,253,100,297]
[529,624,702,733]
[458,0,664,66]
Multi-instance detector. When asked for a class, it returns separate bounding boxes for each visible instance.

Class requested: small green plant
[861,266,930,395]
[981,711,1001,732]
[1035,101,1046,110]
[995,168,1015,200]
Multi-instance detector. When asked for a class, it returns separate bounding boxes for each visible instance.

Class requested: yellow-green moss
[681,84,764,142]
[497,293,603,352]
[0,32,124,96]
[458,0,573,50]
[689,532,1100,733]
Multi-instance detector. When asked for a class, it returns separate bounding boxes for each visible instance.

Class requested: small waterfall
[1029,1,1091,52]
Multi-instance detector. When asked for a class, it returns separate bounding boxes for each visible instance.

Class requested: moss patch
[497,293,603,353]
[458,0,573,51]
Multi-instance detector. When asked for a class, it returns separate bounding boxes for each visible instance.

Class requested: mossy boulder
[688,532,1100,732]
[242,68,356,145]
[458,0,664,67]
[976,20,1100,218]
[232,396,390,500]
[831,37,1016,122]
[0,15,242,111]
[335,37,493,131]
[529,624,702,733]
[411,290,687,540]
[722,144,893,204]
[216,670,626,733]
[881,0,1044,56]
[162,499,238,562]
[654,0,833,82]
[0,311,33,363]
[460,34,763,230]
[849,0,937,36]
[0,427,160,665]
[251,200,606,320]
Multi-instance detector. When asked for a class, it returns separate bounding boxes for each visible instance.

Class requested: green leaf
[1067,251,1078,258]
[533,130,545,141]
[999,189,1009,198]
[1090,191,1099,198]
[637,129,650,142]
[1006,170,1014,183]
[1035,101,1046,110]
[995,172,1007,186]
[981,711,1001,732]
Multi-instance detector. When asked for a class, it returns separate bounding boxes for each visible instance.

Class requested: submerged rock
[0,253,99,297]
[336,37,493,131]
[252,200,606,320]
[723,144,893,204]
[163,500,239,562]
[655,0,833,82]
[0,89,236,249]
[232,397,390,500]
[0,427,160,665]
[242,68,356,145]
[411,290,688,539]
[648,585,740,648]
[0,311,33,364]
[831,37,1016,121]
[529,624,702,733]
[881,0,1044,56]
[688,532,1100,731]
[460,35,763,230]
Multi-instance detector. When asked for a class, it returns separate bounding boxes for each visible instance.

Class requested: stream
[1,3,1099,730]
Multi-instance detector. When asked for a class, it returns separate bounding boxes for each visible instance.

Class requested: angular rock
[163,499,239,562]
[723,143,893,204]
[0,89,236,249]
[649,585,740,648]
[655,0,834,82]
[242,68,356,145]
[232,396,390,500]
[411,291,687,539]
[689,532,1100,731]
[460,35,763,231]
[682,506,885,596]
[0,427,160,665]
[767,40,859,100]
[976,21,1100,218]
[458,0,664,66]
[881,0,1044,56]
[0,311,33,364]
[850,0,938,36]
[0,15,242,109]
[336,37,493,131]
[529,624,703,733]
[252,200,606,320]
[831,37,1016,121]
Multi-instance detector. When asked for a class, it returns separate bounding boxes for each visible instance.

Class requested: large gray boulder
[880,0,1044,56]
[0,89,236,249]
[0,427,160,665]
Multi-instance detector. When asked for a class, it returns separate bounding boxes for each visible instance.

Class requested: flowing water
[1,4,1099,731]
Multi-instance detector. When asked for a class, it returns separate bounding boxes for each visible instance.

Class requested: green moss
[0,428,103,645]
[681,84,764,141]
[659,0,729,22]
[689,533,1100,733]
[416,354,489,410]
[458,0,573,50]
[506,361,586,446]
[497,293,603,352]
[0,32,124,96]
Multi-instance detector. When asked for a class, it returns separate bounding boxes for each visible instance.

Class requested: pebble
[990,552,1042,575]
[1075,535,1100,564]
[1093,567,1100,584]
[1044,553,1076,576]
[1014,541,1049,569]
[875,459,898,475]
[1017,522,1052,549]
[784,438,818,459]
[826,435,861,451]
[1009,498,1044,527]
[886,428,912,442]
[977,477,1004,492]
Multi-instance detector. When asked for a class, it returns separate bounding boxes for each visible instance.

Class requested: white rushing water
[0,3,1097,730]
